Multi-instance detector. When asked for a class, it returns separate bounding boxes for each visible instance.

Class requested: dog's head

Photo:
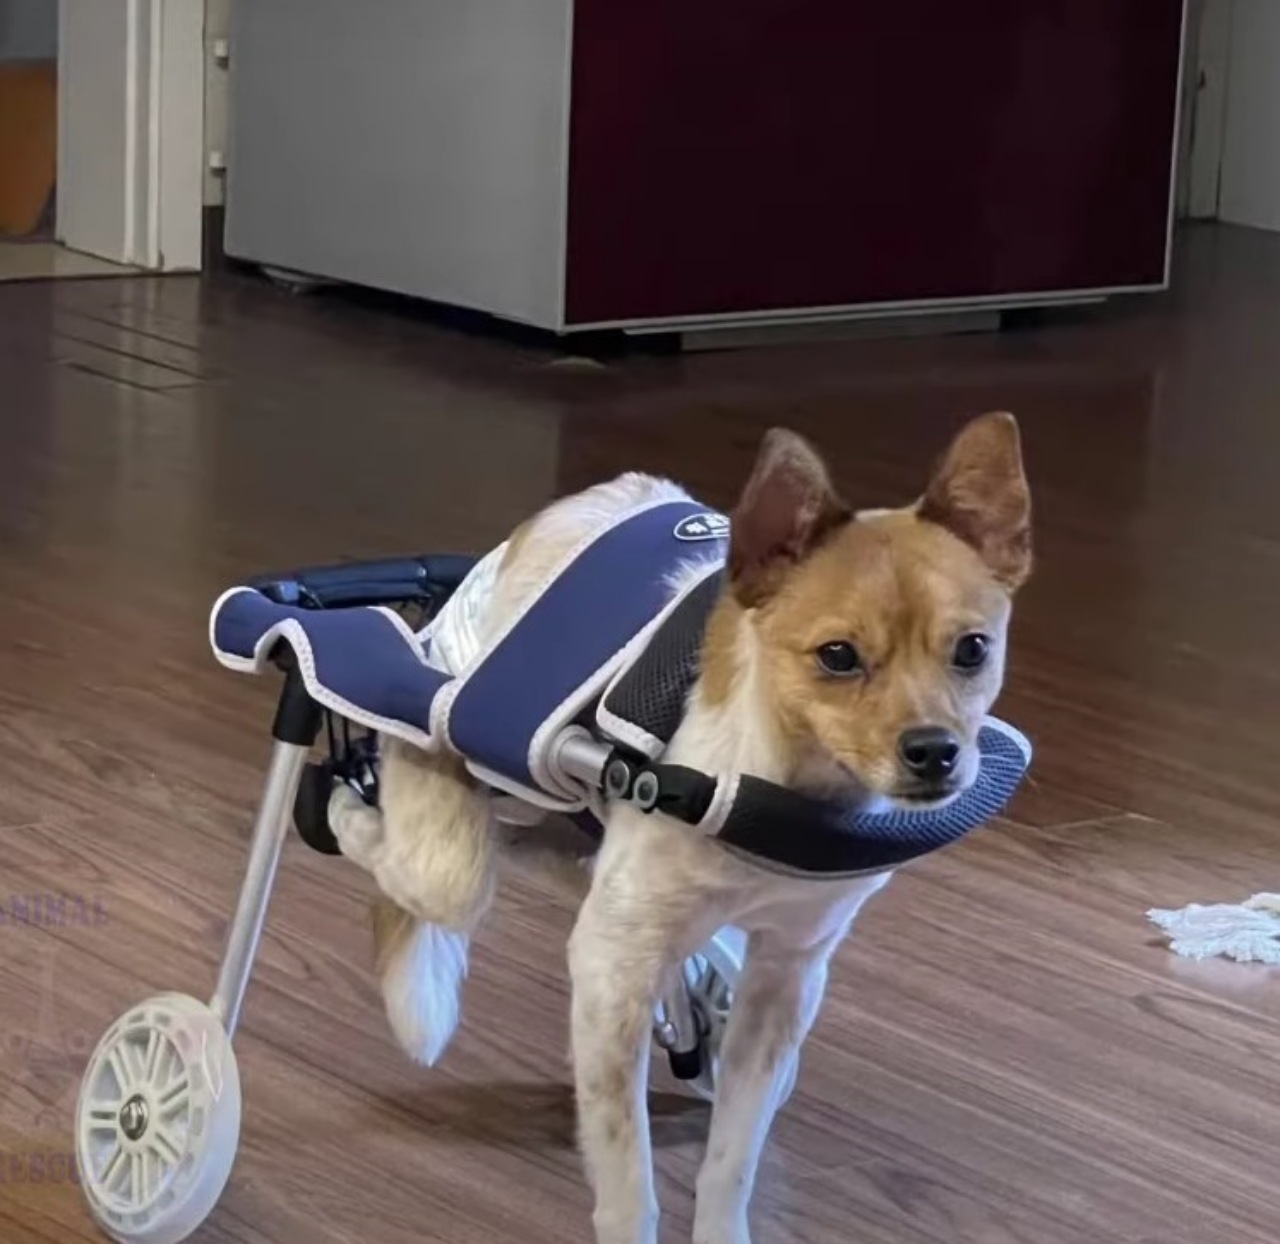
[723,412,1031,808]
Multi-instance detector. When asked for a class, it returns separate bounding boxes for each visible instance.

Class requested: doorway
[1216,0,1280,231]
[1184,0,1280,232]
[0,0,205,283]
[0,0,82,277]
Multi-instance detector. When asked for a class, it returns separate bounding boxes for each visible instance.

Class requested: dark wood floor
[2,223,1280,1243]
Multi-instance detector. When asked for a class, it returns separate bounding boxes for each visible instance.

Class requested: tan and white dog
[329,411,1032,1244]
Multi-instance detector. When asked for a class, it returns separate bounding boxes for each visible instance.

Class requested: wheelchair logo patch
[673,512,730,542]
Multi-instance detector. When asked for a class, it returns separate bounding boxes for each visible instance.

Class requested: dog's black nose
[898,727,961,781]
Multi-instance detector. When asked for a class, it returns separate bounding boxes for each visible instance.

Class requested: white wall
[1218,0,1280,232]
[1184,0,1234,219]
[0,0,57,60]
[58,0,206,269]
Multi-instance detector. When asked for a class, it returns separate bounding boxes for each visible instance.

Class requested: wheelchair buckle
[603,755,662,813]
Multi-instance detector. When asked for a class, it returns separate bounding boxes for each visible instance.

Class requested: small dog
[330,411,1032,1244]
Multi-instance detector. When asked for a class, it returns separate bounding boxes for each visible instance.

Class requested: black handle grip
[249,554,479,610]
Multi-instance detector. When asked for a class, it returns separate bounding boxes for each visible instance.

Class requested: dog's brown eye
[952,633,990,671]
[816,641,862,676]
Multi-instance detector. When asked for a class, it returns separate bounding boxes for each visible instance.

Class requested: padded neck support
[597,571,1031,876]
[603,720,1030,877]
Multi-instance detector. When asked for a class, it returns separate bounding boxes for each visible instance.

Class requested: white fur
[379,921,471,1067]
[331,473,897,1244]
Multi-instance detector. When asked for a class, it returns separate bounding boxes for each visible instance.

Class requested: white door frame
[57,0,205,271]
[1184,0,1234,219]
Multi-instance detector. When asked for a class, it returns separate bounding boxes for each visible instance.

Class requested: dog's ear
[728,428,851,607]
[919,411,1032,590]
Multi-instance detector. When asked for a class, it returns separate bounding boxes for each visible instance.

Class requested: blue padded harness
[444,498,725,806]
[210,500,1031,878]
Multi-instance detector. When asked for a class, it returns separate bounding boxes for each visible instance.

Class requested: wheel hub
[119,1094,149,1142]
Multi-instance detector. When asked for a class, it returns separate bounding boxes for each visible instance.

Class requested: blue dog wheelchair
[73,501,1031,1244]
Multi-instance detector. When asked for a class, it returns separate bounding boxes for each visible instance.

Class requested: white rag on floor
[1147,893,1280,963]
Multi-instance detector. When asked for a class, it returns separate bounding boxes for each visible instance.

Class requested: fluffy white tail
[372,901,471,1066]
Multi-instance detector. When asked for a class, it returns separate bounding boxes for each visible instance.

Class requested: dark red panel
[564,1,1183,325]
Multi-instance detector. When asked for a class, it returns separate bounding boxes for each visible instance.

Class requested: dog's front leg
[568,880,667,1244]
[693,876,891,1244]
[690,929,837,1244]
[568,823,715,1244]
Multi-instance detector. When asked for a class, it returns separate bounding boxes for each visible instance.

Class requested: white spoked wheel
[76,994,241,1244]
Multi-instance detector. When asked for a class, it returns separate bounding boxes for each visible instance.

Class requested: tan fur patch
[371,898,416,979]
[709,413,1031,800]
[759,512,1013,794]
[918,410,1032,589]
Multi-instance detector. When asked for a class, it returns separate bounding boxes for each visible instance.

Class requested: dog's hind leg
[330,739,497,1066]
[327,783,385,870]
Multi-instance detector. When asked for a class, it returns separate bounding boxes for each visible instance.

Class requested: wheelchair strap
[596,568,724,758]
[443,498,730,809]
[599,721,1031,878]
[591,568,1032,878]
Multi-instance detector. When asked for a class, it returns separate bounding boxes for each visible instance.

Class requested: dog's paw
[692,1202,752,1244]
[693,1226,751,1244]
[328,782,385,868]
[590,1208,660,1244]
